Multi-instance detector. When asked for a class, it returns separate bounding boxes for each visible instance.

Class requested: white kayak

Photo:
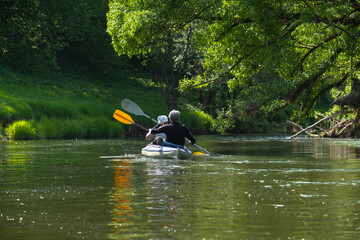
[141,144,196,159]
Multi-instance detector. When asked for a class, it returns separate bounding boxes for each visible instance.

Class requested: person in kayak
[146,110,196,147]
[148,115,168,145]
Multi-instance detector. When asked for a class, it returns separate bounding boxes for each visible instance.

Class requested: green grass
[0,65,214,140]
[5,120,37,140]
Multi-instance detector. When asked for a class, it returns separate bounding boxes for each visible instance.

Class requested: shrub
[12,101,34,120]
[181,105,215,133]
[0,103,15,123]
[5,120,37,140]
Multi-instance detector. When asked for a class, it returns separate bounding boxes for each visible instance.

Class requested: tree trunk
[165,37,178,110]
[171,66,178,110]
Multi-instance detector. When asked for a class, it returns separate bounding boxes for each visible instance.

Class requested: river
[1,135,360,239]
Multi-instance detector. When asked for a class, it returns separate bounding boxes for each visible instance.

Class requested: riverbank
[0,65,214,140]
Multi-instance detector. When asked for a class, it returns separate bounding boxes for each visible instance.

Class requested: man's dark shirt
[151,122,196,146]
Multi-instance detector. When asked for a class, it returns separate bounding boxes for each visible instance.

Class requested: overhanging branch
[291,33,341,76]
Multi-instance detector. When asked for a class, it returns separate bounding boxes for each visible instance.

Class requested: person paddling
[147,115,168,145]
[146,110,196,147]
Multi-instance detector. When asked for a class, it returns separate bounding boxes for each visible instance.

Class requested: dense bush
[5,120,37,140]
[181,105,215,134]
[0,103,15,124]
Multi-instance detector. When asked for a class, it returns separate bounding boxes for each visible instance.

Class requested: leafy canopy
[108,0,360,118]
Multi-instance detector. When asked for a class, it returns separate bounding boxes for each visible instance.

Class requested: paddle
[114,109,206,156]
[121,98,157,123]
[113,110,148,131]
[121,98,211,155]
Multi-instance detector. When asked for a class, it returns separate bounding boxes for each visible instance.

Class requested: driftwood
[337,122,354,136]
[288,112,345,139]
[286,120,313,136]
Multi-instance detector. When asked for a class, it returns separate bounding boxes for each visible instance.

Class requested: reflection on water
[109,159,134,238]
[291,139,360,160]
[1,137,360,239]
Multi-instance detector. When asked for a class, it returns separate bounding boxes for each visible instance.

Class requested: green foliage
[108,0,360,125]
[0,0,129,76]
[5,120,37,140]
[36,117,62,139]
[180,105,215,134]
[212,108,236,134]
[0,64,214,139]
[0,103,15,123]
[213,109,285,134]
[0,123,3,140]
[36,116,124,140]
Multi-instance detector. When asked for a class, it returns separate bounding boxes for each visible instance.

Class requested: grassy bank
[0,65,214,140]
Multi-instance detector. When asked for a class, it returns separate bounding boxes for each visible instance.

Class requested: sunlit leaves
[108,0,360,120]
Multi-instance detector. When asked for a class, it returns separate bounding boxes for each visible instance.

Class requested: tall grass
[36,116,124,139]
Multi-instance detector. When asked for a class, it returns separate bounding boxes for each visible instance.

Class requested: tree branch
[291,33,341,76]
[288,111,346,139]
[304,73,349,115]
[188,22,299,89]
[215,18,252,42]
[349,0,360,10]
[302,60,360,116]
[268,47,343,116]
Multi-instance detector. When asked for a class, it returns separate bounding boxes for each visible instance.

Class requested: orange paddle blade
[192,152,205,155]
[113,110,134,124]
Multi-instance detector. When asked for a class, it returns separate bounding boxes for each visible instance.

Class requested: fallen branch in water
[288,112,346,139]
[337,122,354,136]
[286,120,313,137]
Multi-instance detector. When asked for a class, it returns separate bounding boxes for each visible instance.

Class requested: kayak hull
[141,144,193,159]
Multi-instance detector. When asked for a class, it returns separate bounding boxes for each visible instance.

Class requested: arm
[145,129,155,141]
[152,123,161,130]
[185,128,196,145]
[146,125,166,141]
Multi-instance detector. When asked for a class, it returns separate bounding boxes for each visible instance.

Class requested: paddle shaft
[145,114,157,124]
[133,122,148,131]
[193,143,211,154]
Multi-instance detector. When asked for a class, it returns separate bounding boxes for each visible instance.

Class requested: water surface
[1,136,360,239]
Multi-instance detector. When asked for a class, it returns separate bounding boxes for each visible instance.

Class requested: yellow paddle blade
[192,152,205,155]
[113,110,134,124]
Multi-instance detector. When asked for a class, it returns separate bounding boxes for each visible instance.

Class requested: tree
[0,0,122,74]
[107,0,204,109]
[108,0,360,135]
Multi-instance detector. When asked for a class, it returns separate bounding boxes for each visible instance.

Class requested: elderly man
[146,110,196,147]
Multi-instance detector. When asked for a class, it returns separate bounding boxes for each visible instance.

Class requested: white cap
[157,115,168,123]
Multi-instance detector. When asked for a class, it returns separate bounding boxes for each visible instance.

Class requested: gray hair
[168,110,180,122]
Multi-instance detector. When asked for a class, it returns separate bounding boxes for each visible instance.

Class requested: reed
[35,116,124,140]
